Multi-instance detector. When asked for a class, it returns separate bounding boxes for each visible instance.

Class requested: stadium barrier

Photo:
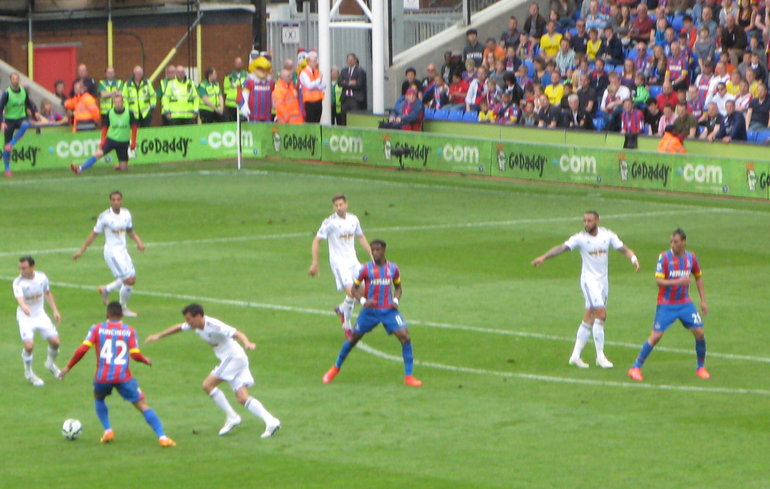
[8,122,769,200]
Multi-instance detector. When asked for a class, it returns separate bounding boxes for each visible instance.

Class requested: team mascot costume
[237,55,275,122]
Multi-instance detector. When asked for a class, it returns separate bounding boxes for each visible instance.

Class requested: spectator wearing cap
[401,67,419,96]
[483,38,506,62]
[385,87,423,131]
[338,52,367,126]
[463,29,485,67]
[562,93,593,129]
[711,99,747,141]
[523,2,547,41]
[501,16,521,49]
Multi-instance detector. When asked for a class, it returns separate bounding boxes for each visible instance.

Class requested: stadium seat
[672,15,684,31]
[462,111,479,122]
[569,28,578,37]
[747,130,759,142]
[647,48,654,58]
[615,65,624,74]
[649,85,663,99]
[644,123,650,134]
[524,59,535,78]
[448,110,464,122]
[698,126,706,136]
[432,108,449,120]
[628,49,638,61]
[574,9,581,20]
[423,108,435,120]
[604,65,612,73]
[757,130,770,143]
[593,117,605,131]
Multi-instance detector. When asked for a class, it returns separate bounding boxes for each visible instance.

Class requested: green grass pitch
[1,159,769,489]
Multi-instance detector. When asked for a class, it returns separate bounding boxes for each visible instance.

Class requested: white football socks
[342,296,355,324]
[22,350,33,374]
[209,387,238,418]
[245,397,276,424]
[593,319,606,359]
[571,322,592,359]
[47,345,59,363]
[119,284,133,306]
[105,278,123,293]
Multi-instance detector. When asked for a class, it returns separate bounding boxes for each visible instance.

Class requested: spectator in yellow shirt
[539,21,563,60]
[586,28,602,61]
[544,69,565,105]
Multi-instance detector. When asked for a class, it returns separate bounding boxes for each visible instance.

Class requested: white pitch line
[356,343,770,396]
[0,207,727,259]
[2,275,768,366]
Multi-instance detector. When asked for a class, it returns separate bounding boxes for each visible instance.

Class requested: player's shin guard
[402,342,414,377]
[633,341,655,369]
[571,322,592,358]
[21,350,32,374]
[142,408,165,437]
[245,397,275,423]
[95,399,111,430]
[334,340,354,369]
[119,284,133,305]
[695,338,706,369]
[80,156,98,171]
[593,319,606,358]
[209,387,238,417]
[10,122,29,146]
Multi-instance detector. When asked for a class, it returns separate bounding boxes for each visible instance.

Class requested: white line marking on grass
[2,275,768,367]
[0,208,726,259]
[355,342,770,396]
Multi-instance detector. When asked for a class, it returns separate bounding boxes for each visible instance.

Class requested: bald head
[279,69,292,83]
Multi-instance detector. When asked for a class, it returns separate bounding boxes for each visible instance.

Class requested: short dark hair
[332,193,346,203]
[182,303,205,317]
[19,256,35,266]
[585,210,599,219]
[370,239,387,248]
[110,190,122,199]
[672,228,687,240]
[54,80,65,88]
[204,67,215,79]
[405,67,416,75]
[466,28,478,36]
[107,301,123,318]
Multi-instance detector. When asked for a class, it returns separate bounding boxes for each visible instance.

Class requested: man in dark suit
[561,93,594,130]
[338,53,367,126]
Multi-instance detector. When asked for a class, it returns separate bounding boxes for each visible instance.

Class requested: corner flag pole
[236,112,242,171]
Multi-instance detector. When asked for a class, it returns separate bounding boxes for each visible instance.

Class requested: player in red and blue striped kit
[59,302,175,446]
[322,240,422,386]
[629,229,709,381]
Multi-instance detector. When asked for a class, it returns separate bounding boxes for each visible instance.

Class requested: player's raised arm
[532,243,569,267]
[73,231,99,260]
[128,228,145,253]
[234,330,256,350]
[309,236,323,276]
[358,234,373,261]
[44,289,61,324]
[145,323,185,344]
[617,245,640,272]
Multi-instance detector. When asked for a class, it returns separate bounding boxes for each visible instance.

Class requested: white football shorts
[18,314,58,342]
[581,278,609,310]
[104,248,136,279]
[211,354,255,392]
[332,262,362,291]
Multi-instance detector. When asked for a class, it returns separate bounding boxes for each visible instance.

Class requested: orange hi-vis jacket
[301,66,324,102]
[657,132,686,153]
[273,78,304,124]
[64,92,100,132]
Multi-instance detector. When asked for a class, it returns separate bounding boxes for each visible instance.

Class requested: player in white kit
[13,256,62,386]
[532,211,639,369]
[309,194,372,337]
[145,303,281,438]
[72,191,144,317]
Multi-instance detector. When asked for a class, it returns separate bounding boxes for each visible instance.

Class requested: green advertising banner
[488,142,770,199]
[254,124,322,160]
[321,127,491,175]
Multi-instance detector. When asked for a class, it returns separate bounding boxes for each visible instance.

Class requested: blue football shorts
[653,303,704,332]
[354,307,407,335]
[93,378,145,403]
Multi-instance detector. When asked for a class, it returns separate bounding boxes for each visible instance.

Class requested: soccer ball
[62,419,82,440]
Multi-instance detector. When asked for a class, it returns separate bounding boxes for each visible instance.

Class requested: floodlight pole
[319,0,332,125]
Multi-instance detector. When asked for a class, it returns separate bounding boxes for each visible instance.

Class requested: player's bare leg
[132,398,175,446]
[394,328,421,386]
[44,335,61,378]
[114,158,129,172]
[119,276,137,317]
[234,385,281,438]
[202,374,242,435]
[590,307,613,368]
[22,340,44,386]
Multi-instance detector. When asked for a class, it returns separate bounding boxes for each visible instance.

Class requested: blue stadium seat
[604,65,612,73]
[569,28,578,37]
[757,130,770,143]
[574,9,581,20]
[628,49,638,61]
[698,126,706,136]
[647,48,654,59]
[462,111,479,122]
[747,130,759,142]
[593,117,605,131]
[649,85,663,99]
[423,108,435,120]
[615,65,624,74]
[448,110,465,121]
[671,15,684,31]
[524,59,535,78]
[432,108,449,120]
[644,123,650,134]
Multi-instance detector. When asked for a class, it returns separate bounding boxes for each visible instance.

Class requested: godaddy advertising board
[7,123,768,200]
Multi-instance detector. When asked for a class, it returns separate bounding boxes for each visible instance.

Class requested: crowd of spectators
[404,0,770,144]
